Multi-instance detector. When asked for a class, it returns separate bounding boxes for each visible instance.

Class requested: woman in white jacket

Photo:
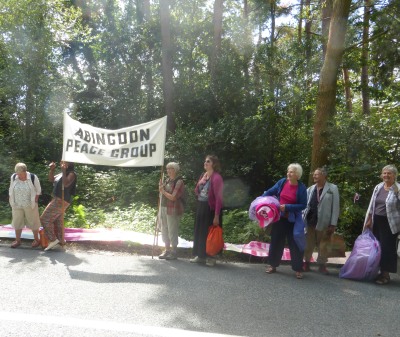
[364,165,400,285]
[9,163,41,248]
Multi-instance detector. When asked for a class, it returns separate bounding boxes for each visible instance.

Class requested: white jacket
[9,172,41,209]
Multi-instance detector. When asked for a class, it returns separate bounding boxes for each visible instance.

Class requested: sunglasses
[204,160,211,163]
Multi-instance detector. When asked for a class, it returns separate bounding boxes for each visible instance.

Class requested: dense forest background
[0,0,399,246]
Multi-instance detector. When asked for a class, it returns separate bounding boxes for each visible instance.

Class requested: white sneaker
[190,256,206,263]
[44,239,60,251]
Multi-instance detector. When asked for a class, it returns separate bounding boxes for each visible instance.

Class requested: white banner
[62,113,167,167]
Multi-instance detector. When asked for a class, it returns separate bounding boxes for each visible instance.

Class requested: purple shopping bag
[339,229,381,281]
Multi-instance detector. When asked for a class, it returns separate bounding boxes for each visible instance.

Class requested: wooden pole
[61,165,65,246]
[152,166,164,259]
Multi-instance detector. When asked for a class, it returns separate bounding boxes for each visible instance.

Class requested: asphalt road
[0,242,399,337]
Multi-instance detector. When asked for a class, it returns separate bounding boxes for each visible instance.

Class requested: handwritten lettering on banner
[62,113,167,167]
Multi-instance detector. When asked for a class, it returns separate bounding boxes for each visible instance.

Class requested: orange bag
[39,227,48,249]
[206,225,224,256]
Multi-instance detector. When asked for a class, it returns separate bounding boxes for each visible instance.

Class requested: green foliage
[67,203,88,228]
[0,204,11,224]
[222,208,270,244]
[102,203,157,233]
[179,207,270,245]
[237,221,271,244]
[178,212,196,241]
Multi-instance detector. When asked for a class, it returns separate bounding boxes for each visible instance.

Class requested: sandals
[31,240,41,248]
[11,240,21,248]
[375,275,390,285]
[265,266,303,279]
[296,272,303,279]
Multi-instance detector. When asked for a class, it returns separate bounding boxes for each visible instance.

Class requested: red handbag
[206,225,224,256]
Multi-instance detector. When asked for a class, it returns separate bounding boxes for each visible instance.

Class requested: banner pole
[152,165,164,259]
[61,167,65,246]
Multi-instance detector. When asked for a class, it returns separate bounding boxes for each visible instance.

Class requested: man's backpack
[12,173,35,184]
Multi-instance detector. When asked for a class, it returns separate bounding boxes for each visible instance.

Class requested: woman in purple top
[190,155,224,267]
[262,163,307,279]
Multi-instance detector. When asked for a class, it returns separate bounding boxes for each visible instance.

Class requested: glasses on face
[204,160,211,163]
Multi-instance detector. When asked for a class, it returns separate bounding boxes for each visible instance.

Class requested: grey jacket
[303,182,340,231]
[364,182,400,235]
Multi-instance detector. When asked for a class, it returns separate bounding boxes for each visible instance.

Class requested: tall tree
[321,0,333,60]
[310,0,352,178]
[210,0,223,83]
[342,67,353,113]
[160,0,175,132]
[361,0,371,115]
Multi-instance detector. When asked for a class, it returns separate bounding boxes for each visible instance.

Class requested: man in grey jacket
[303,168,340,274]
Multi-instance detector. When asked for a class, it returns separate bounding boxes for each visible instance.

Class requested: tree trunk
[298,0,304,43]
[310,0,351,183]
[137,0,155,119]
[321,0,333,61]
[243,0,252,98]
[304,0,311,61]
[342,67,352,113]
[254,24,263,97]
[268,0,276,100]
[136,0,150,23]
[304,0,312,119]
[211,0,223,82]
[361,0,371,115]
[160,0,175,132]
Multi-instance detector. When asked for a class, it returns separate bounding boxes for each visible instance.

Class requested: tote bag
[206,225,224,256]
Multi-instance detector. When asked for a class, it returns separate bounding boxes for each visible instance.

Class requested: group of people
[158,155,223,267]
[158,157,399,284]
[263,163,339,280]
[9,156,399,285]
[263,163,399,284]
[9,161,77,251]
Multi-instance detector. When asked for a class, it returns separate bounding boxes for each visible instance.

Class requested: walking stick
[152,166,164,259]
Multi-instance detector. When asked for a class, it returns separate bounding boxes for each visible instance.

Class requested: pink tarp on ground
[0,225,297,260]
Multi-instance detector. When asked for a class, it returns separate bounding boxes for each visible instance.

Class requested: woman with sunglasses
[190,155,224,266]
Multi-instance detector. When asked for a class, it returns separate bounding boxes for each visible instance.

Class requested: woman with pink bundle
[262,163,307,279]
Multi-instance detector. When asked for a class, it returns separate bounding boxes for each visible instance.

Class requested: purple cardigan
[195,172,224,215]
